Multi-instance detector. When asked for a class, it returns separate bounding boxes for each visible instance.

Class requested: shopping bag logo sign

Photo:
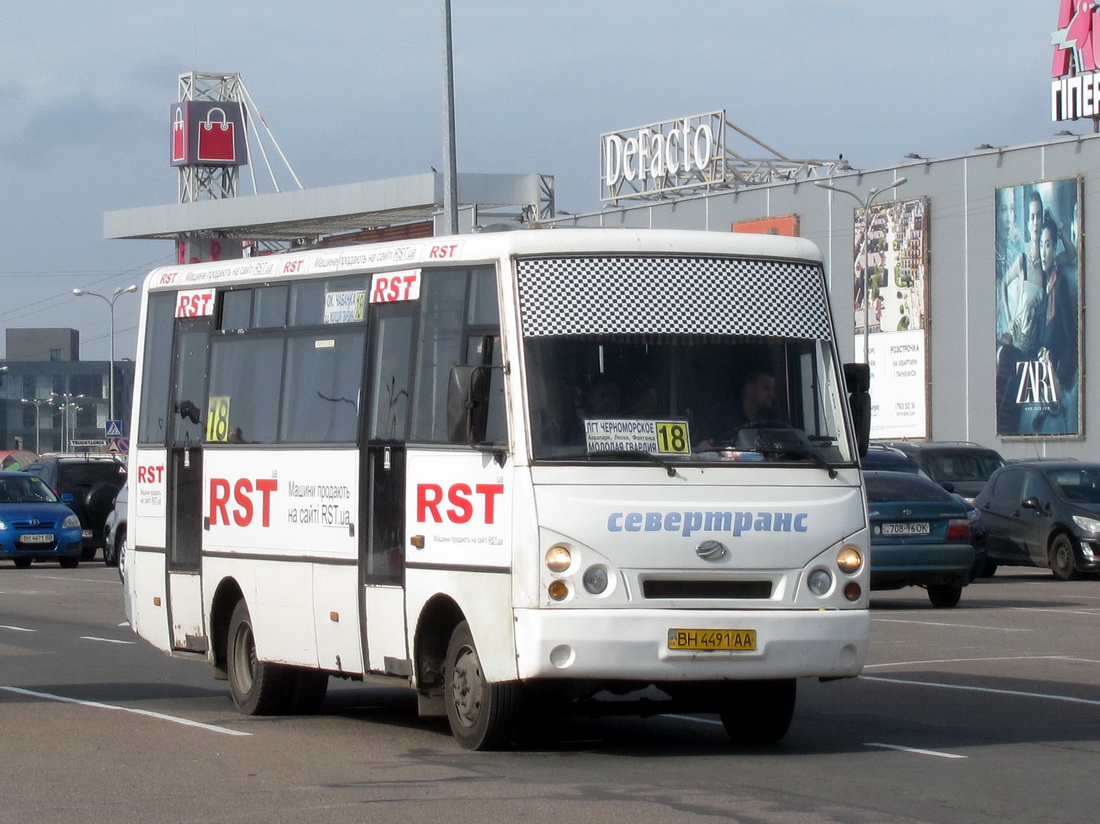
[197,107,236,163]
[171,108,187,163]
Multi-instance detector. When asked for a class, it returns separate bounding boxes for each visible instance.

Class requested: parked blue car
[865,470,975,608]
[0,471,84,568]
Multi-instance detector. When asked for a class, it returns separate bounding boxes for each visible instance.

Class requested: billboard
[995,177,1082,437]
[731,215,800,237]
[170,101,249,167]
[853,197,930,439]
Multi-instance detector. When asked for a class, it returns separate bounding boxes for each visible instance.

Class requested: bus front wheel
[227,600,292,715]
[443,621,522,750]
[719,679,796,746]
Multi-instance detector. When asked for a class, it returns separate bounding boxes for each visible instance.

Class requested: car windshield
[1048,468,1100,504]
[524,335,854,466]
[923,452,1003,483]
[0,475,58,504]
[865,471,956,503]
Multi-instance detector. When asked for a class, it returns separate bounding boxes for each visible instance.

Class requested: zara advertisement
[853,197,930,439]
[995,177,1082,438]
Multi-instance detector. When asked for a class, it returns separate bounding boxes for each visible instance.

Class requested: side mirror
[843,363,871,457]
[447,365,491,446]
[1021,496,1042,512]
[61,493,74,504]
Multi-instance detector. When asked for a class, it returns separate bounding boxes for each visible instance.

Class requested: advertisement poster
[853,197,930,439]
[995,177,1082,437]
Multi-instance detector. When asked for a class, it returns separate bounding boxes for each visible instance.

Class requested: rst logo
[370,269,421,303]
[137,465,165,484]
[416,482,503,524]
[175,289,216,318]
[281,258,306,275]
[428,243,461,260]
[209,477,278,527]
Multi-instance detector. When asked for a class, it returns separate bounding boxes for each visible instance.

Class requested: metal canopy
[104,172,555,242]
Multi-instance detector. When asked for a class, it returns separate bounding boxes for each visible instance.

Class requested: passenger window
[207,336,285,444]
[279,330,365,443]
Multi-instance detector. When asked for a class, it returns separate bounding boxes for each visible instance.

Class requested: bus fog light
[545,544,572,572]
[582,565,609,594]
[807,568,832,596]
[548,580,570,601]
[837,545,863,574]
[843,582,862,601]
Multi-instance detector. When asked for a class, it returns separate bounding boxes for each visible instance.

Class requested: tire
[719,679,797,746]
[226,600,293,715]
[978,559,998,578]
[116,532,127,583]
[59,556,79,569]
[288,669,329,714]
[80,543,97,562]
[443,620,522,750]
[13,557,32,569]
[103,530,119,567]
[1049,534,1079,581]
[927,584,963,608]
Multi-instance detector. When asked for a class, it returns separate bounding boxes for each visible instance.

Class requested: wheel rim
[232,621,257,694]
[1053,538,1073,577]
[449,644,484,728]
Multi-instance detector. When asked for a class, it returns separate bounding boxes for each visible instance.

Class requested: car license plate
[19,533,54,544]
[81,529,93,539]
[881,521,931,536]
[667,629,756,651]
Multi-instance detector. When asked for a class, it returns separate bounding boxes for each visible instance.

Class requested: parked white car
[103,483,127,578]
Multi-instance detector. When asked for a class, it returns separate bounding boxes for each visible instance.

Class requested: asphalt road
[2,563,1098,824]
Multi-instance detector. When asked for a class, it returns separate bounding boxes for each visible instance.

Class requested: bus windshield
[525,335,854,466]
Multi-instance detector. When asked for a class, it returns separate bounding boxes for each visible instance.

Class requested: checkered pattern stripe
[516,256,832,339]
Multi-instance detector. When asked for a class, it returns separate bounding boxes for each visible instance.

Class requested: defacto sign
[601,111,724,202]
[1051,1,1100,120]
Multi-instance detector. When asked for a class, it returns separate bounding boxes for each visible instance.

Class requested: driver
[697,367,784,448]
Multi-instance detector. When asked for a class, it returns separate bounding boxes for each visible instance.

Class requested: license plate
[81,529,93,539]
[19,533,54,544]
[881,522,930,536]
[667,628,757,651]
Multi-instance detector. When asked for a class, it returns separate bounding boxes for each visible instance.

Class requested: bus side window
[137,293,176,444]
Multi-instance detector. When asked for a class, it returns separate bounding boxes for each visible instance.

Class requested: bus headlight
[545,544,572,573]
[836,545,863,574]
[582,565,609,594]
[807,568,833,596]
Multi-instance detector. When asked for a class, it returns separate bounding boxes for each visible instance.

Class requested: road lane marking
[1008,606,1100,617]
[865,655,1074,669]
[872,618,1029,631]
[0,686,251,736]
[861,675,1100,707]
[33,575,119,585]
[864,742,966,759]
[79,636,136,645]
[0,625,35,632]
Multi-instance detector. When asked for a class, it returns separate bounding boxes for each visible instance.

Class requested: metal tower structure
[176,71,303,204]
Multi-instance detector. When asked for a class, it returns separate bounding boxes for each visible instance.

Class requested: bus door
[166,319,211,653]
[361,301,414,674]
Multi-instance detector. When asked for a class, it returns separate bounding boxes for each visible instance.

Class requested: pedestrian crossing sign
[105,420,123,438]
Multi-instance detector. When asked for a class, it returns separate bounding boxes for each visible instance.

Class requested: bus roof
[145,228,824,291]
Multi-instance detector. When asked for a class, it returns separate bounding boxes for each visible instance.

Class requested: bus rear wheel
[719,679,796,746]
[227,600,293,715]
[443,621,522,750]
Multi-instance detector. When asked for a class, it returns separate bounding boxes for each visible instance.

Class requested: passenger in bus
[697,367,783,447]
[583,374,621,417]
[626,379,659,417]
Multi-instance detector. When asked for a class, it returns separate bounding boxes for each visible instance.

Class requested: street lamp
[51,393,85,453]
[72,285,138,425]
[814,177,908,367]
[20,398,52,454]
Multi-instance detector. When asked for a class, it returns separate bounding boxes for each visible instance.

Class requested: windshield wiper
[544,449,679,477]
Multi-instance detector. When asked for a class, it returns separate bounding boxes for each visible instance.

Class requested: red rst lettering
[447,483,473,524]
[210,478,231,525]
[233,478,254,526]
[417,484,443,522]
[475,483,504,524]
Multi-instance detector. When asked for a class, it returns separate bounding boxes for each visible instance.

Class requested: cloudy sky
[0,1,1064,361]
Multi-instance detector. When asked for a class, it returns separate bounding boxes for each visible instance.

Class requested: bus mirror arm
[843,363,871,458]
[447,365,495,447]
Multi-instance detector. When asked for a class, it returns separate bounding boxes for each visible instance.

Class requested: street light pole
[72,285,137,425]
[815,177,908,367]
[20,398,52,454]
[51,393,85,453]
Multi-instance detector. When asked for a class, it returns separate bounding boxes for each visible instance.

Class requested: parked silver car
[103,483,127,576]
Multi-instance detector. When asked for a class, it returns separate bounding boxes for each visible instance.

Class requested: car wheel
[927,584,962,608]
[443,620,522,750]
[226,600,293,715]
[13,557,32,569]
[103,532,118,567]
[978,559,998,578]
[116,531,127,583]
[719,679,797,745]
[1049,534,1078,581]
[59,556,80,569]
